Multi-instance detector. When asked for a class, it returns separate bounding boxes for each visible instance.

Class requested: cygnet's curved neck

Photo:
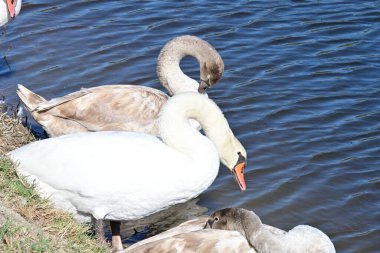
[242,212,286,253]
[157,35,220,95]
[245,213,320,253]
[249,227,284,253]
[159,93,234,161]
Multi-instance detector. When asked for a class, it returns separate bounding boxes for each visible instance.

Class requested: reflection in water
[106,198,207,245]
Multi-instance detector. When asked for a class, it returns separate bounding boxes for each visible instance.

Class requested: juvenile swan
[122,216,256,253]
[17,35,224,137]
[207,208,336,253]
[0,0,22,27]
[126,208,335,253]
[9,93,246,251]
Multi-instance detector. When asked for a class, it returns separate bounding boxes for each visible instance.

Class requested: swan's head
[219,136,247,191]
[198,58,224,94]
[6,0,21,18]
[205,208,262,239]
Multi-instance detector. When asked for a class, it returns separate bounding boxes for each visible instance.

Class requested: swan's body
[208,208,336,253]
[10,131,218,221]
[128,209,334,253]
[17,35,224,137]
[0,0,21,27]
[9,93,247,250]
[124,208,334,253]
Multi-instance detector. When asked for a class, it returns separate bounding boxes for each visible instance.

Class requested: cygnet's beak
[6,0,16,18]
[198,79,211,94]
[232,153,246,191]
[203,218,213,229]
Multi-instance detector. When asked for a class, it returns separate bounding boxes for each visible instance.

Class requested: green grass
[0,105,110,252]
[0,218,59,253]
[0,157,34,198]
[0,154,110,252]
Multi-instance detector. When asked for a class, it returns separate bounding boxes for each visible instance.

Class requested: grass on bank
[0,102,35,153]
[0,102,109,252]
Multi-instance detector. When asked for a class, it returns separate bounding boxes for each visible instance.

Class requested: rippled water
[1,0,379,252]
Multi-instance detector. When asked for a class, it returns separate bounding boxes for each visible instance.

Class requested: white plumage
[9,93,247,223]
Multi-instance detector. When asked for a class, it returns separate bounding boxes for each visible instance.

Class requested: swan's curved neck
[157,36,217,95]
[239,213,285,253]
[249,227,284,253]
[247,221,298,253]
[159,93,233,161]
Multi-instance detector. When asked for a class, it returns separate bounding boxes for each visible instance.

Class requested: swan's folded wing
[124,229,256,253]
[263,224,286,235]
[125,217,208,251]
[39,85,169,133]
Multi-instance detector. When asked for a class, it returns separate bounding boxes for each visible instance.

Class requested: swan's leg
[95,219,106,243]
[110,220,123,252]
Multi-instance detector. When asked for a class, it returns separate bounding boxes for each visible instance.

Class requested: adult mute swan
[124,208,335,253]
[17,35,224,137]
[9,92,247,251]
[0,0,21,27]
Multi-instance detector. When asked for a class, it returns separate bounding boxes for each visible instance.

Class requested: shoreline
[0,102,109,252]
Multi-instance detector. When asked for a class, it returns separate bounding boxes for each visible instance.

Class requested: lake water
[1,0,379,252]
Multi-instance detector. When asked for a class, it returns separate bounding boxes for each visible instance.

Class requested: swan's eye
[238,152,241,155]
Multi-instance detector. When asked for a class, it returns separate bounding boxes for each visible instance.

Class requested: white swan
[123,208,335,253]
[0,0,21,27]
[8,93,247,251]
[17,35,224,137]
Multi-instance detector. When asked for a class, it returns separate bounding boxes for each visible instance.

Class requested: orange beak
[232,154,246,191]
[6,0,16,18]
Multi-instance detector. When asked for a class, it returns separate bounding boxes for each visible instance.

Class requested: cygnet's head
[198,58,224,93]
[205,208,262,239]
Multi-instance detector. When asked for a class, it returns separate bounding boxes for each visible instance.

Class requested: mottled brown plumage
[18,85,167,136]
[124,208,335,253]
[123,217,255,253]
[18,35,224,137]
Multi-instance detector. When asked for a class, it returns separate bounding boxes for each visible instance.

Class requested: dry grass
[0,154,110,252]
[0,101,109,252]
[0,102,35,153]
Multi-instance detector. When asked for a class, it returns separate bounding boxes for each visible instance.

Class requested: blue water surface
[1,1,379,252]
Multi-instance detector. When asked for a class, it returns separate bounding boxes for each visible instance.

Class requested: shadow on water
[104,198,208,246]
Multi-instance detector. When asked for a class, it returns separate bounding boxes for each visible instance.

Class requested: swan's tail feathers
[33,88,91,112]
[17,84,47,112]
